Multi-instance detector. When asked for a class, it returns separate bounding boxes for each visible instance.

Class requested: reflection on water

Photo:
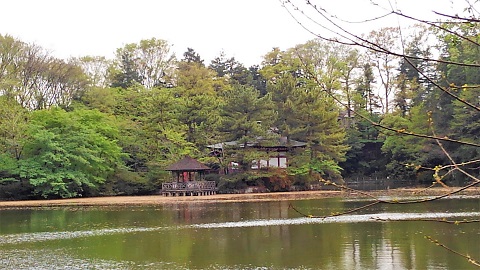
[2,211,477,246]
[1,197,479,270]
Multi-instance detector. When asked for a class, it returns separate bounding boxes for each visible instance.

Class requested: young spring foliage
[17,108,124,198]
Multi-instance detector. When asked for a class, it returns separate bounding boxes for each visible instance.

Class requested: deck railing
[161,181,217,196]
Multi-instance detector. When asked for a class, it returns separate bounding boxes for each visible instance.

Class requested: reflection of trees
[2,201,478,268]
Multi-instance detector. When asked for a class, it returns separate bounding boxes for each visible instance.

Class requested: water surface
[1,196,479,269]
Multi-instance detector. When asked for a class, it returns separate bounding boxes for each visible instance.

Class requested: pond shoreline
[1,187,479,209]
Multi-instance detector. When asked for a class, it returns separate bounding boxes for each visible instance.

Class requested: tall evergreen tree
[110,46,143,89]
[219,85,275,170]
[111,38,176,89]
[267,73,297,139]
[288,85,349,181]
[182,47,204,65]
[176,49,225,146]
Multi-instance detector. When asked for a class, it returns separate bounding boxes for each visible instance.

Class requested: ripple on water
[1,211,479,246]
[1,249,309,270]
[192,211,480,229]
[0,226,172,245]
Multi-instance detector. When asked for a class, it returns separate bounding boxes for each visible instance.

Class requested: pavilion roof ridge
[165,155,211,171]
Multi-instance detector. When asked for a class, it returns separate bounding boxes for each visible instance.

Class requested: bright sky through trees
[0,0,458,66]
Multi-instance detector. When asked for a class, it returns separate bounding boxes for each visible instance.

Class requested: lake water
[0,196,479,269]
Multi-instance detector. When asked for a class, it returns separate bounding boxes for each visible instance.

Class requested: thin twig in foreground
[425,236,480,267]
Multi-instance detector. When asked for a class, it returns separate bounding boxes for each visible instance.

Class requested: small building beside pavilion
[208,136,307,173]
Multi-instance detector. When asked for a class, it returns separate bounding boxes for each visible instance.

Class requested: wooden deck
[161,181,217,196]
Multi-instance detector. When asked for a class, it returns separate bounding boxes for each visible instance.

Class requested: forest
[0,20,479,199]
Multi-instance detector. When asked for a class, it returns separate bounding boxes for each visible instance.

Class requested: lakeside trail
[1,187,479,209]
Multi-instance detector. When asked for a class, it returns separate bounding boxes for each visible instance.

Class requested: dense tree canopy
[1,11,479,198]
[16,108,124,198]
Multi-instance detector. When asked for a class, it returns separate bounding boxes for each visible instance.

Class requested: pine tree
[288,85,349,181]
[219,85,275,170]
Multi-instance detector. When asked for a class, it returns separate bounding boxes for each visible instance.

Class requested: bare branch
[282,0,480,68]
[433,11,480,22]
[425,236,480,267]
[294,51,480,148]
[393,11,480,47]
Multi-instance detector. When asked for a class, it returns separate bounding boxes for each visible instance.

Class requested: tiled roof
[166,156,211,171]
[207,137,307,149]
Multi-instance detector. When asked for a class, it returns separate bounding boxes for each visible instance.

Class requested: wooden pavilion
[162,156,217,196]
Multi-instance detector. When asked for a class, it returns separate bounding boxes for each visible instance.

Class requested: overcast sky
[0,0,464,67]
